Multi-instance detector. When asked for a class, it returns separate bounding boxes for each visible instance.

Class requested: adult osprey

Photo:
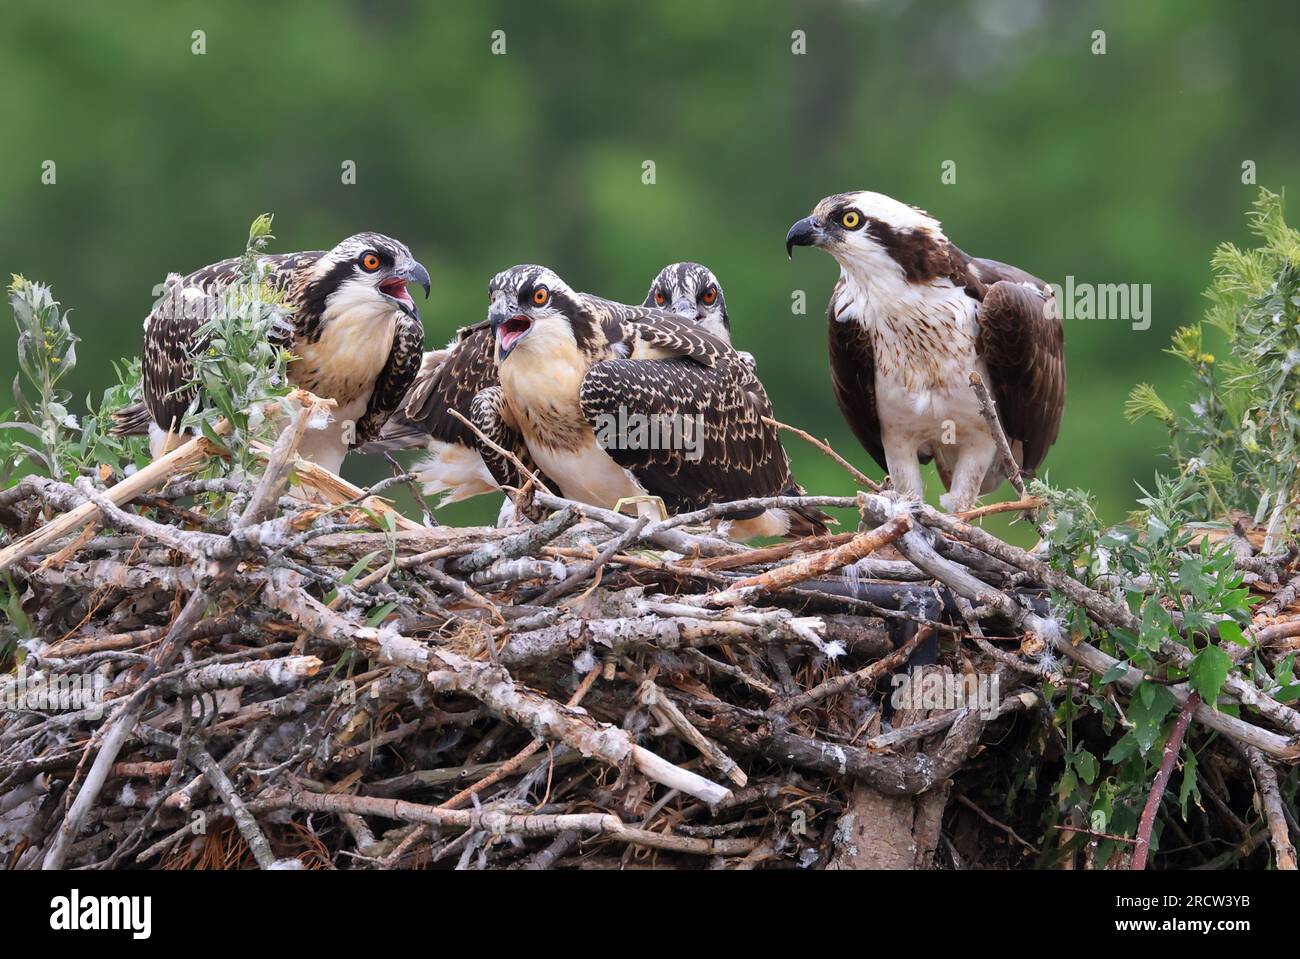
[471,264,826,538]
[113,233,429,473]
[372,262,753,508]
[785,191,1065,512]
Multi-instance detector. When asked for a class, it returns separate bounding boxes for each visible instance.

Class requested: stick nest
[1,402,1297,871]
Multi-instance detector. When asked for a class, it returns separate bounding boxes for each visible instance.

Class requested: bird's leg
[939,440,996,513]
[496,496,527,528]
[882,439,925,503]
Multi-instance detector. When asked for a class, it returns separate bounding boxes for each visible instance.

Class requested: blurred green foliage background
[2,0,1297,533]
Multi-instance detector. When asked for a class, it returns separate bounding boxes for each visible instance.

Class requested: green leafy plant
[1129,188,1300,536]
[1031,471,1254,864]
[179,213,295,472]
[2,277,147,484]
[1023,191,1300,864]
[4,275,81,479]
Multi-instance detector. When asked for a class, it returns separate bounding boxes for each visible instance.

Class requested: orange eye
[654,290,666,306]
[701,287,717,306]
[532,286,550,306]
[361,252,381,272]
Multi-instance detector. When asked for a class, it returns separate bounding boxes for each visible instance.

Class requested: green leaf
[1073,749,1099,785]
[1272,654,1300,702]
[365,602,398,628]
[1100,661,1130,685]
[1057,769,1078,803]
[1104,733,1139,764]
[1216,619,1247,647]
[1128,682,1176,754]
[1138,597,1173,652]
[1188,645,1232,708]
[199,418,228,453]
[339,550,381,586]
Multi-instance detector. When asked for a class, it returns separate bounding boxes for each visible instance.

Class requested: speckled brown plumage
[579,314,790,515]
[475,265,827,534]
[115,233,428,458]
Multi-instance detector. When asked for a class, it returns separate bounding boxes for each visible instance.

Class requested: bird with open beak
[364,261,757,522]
[114,231,430,475]
[468,263,828,538]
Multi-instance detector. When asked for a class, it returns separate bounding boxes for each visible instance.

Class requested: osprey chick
[117,233,429,473]
[786,192,1065,511]
[644,262,730,341]
[374,262,758,510]
[472,264,827,539]
[643,262,756,369]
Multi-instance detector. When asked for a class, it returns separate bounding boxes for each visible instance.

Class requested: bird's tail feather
[782,483,832,538]
[358,415,432,454]
[110,401,151,437]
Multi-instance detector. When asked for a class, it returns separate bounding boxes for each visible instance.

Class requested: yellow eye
[701,286,717,306]
[841,210,861,229]
[361,252,381,272]
[654,290,666,306]
[532,286,550,306]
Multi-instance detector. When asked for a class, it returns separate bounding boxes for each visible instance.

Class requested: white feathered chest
[835,269,991,452]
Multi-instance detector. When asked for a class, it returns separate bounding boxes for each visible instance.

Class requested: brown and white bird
[374,262,758,512]
[113,232,429,474]
[643,262,731,342]
[643,262,756,369]
[786,191,1065,512]
[470,264,826,538]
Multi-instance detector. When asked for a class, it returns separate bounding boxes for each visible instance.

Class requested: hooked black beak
[489,306,532,361]
[785,216,822,259]
[402,260,432,299]
[381,260,432,320]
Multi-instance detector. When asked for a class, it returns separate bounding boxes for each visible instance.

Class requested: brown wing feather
[619,306,722,366]
[827,278,887,473]
[397,322,498,449]
[139,252,315,435]
[578,311,794,516]
[973,275,1065,473]
[351,313,425,446]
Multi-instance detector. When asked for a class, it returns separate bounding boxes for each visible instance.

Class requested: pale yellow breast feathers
[498,316,591,452]
[292,289,397,403]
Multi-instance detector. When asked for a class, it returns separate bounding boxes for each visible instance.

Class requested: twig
[0,424,229,574]
[1132,692,1199,870]
[967,372,1027,500]
[39,396,322,869]
[534,515,649,604]
[763,415,880,491]
[956,793,1040,853]
[447,408,553,496]
[768,627,929,718]
[1240,745,1298,870]
[426,651,732,806]
[710,513,911,604]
